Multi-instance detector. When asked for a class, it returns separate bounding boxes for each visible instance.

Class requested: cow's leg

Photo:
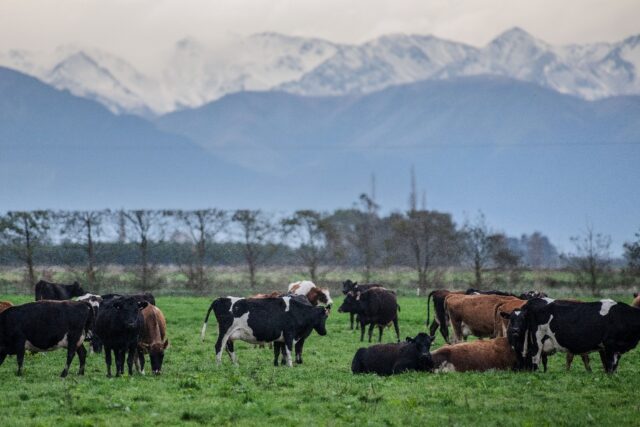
[580,354,592,372]
[283,334,294,367]
[294,338,305,364]
[541,353,548,373]
[449,318,463,344]
[127,344,136,375]
[0,351,6,366]
[61,339,79,377]
[368,323,375,343]
[429,320,439,338]
[565,353,574,371]
[137,349,146,374]
[393,317,400,343]
[350,313,354,330]
[116,348,126,376]
[215,332,233,365]
[104,346,113,377]
[76,345,87,376]
[15,341,26,376]
[378,325,384,342]
[273,342,281,366]
[360,320,366,342]
[226,341,237,365]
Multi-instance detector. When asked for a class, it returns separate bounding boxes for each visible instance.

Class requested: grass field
[1,294,639,426]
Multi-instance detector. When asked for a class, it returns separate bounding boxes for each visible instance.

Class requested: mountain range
[1,28,640,115]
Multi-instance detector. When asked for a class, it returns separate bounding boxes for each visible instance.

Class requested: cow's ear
[163,339,169,349]
[405,336,414,343]
[499,311,511,319]
[138,301,149,310]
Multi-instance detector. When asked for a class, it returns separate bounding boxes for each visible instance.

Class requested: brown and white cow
[445,293,520,343]
[288,281,333,308]
[136,304,169,375]
[430,337,517,372]
[0,301,12,314]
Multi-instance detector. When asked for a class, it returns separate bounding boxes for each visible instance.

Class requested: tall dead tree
[123,210,164,291]
[232,210,277,288]
[0,211,51,286]
[563,224,612,296]
[356,194,379,283]
[462,212,495,288]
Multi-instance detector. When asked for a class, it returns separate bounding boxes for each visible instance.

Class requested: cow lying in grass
[430,337,517,372]
[351,333,433,376]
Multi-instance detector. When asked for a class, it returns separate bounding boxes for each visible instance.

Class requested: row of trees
[1,205,638,294]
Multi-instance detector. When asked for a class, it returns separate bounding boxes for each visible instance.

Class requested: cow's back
[362,289,398,323]
[447,294,518,334]
[431,338,516,372]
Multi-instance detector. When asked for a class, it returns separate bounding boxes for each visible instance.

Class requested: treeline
[1,204,639,295]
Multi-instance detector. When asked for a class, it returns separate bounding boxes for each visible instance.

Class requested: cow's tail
[201,301,216,342]
[397,303,401,312]
[426,290,435,328]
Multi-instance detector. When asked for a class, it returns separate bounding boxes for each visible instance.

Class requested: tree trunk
[24,217,35,286]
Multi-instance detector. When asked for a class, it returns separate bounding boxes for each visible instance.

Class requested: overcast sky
[1,0,639,70]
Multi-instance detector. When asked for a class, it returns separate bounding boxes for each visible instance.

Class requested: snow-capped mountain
[1,27,639,115]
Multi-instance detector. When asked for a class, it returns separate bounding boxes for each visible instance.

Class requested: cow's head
[312,307,329,336]
[145,340,169,375]
[338,291,359,313]
[406,333,434,369]
[71,281,86,297]
[501,309,531,370]
[342,280,357,295]
[110,297,148,330]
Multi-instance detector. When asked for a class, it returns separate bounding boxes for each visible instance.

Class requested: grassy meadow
[0,293,639,426]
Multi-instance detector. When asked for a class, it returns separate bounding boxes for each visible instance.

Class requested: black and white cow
[95,296,148,377]
[35,280,85,301]
[0,300,94,377]
[200,295,328,367]
[509,298,640,373]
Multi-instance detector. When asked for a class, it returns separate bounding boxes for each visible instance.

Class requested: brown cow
[430,337,517,372]
[0,301,12,314]
[136,305,168,375]
[632,293,640,308]
[445,294,519,343]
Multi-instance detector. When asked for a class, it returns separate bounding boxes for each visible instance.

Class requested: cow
[200,295,328,367]
[444,293,519,343]
[0,301,12,314]
[466,288,547,300]
[632,292,640,308]
[342,280,383,330]
[429,337,517,372]
[95,296,148,377]
[426,289,464,343]
[493,299,527,337]
[136,305,169,375]
[338,287,400,343]
[509,298,640,373]
[102,292,156,306]
[35,280,85,301]
[351,333,434,376]
[0,300,93,377]
[288,280,333,307]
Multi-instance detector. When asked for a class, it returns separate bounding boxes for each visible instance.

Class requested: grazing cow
[0,300,93,377]
[426,289,465,343]
[35,280,85,301]
[95,296,148,377]
[351,333,434,376]
[201,295,328,367]
[288,280,333,307]
[339,288,400,343]
[632,293,640,308]
[0,301,12,314]
[510,298,640,373]
[102,292,156,306]
[342,280,383,330]
[136,305,169,375]
[429,337,517,372]
[445,293,519,343]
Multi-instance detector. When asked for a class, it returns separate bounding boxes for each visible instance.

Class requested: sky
[1,0,639,71]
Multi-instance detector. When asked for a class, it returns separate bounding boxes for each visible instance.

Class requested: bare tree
[232,210,277,288]
[563,224,612,296]
[59,210,110,289]
[488,233,522,286]
[390,210,459,293]
[169,209,228,291]
[122,210,164,291]
[623,229,640,284]
[0,211,51,286]
[462,212,496,288]
[282,210,336,282]
[355,194,379,283]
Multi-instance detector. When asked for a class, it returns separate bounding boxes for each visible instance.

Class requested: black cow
[351,333,434,376]
[95,296,148,377]
[35,280,85,301]
[509,298,640,373]
[0,300,93,377]
[102,292,156,306]
[200,295,328,366]
[339,287,400,342]
[341,280,383,330]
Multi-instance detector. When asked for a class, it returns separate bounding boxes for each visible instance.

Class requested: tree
[390,209,460,293]
[232,210,277,288]
[355,194,379,282]
[563,225,612,296]
[59,210,110,289]
[169,209,228,291]
[462,212,494,287]
[623,229,640,284]
[0,211,51,286]
[488,233,522,286]
[122,210,164,291]
[282,210,336,282]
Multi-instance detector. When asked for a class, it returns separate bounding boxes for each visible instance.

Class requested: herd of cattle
[1,279,640,378]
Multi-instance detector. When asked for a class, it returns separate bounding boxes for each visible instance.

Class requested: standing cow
[445,293,519,343]
[35,280,85,301]
[95,296,148,377]
[339,287,400,343]
[136,305,169,375]
[342,280,383,330]
[201,295,328,367]
[0,300,93,377]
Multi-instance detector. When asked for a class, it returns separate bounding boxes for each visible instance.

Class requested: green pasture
[0,294,639,426]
